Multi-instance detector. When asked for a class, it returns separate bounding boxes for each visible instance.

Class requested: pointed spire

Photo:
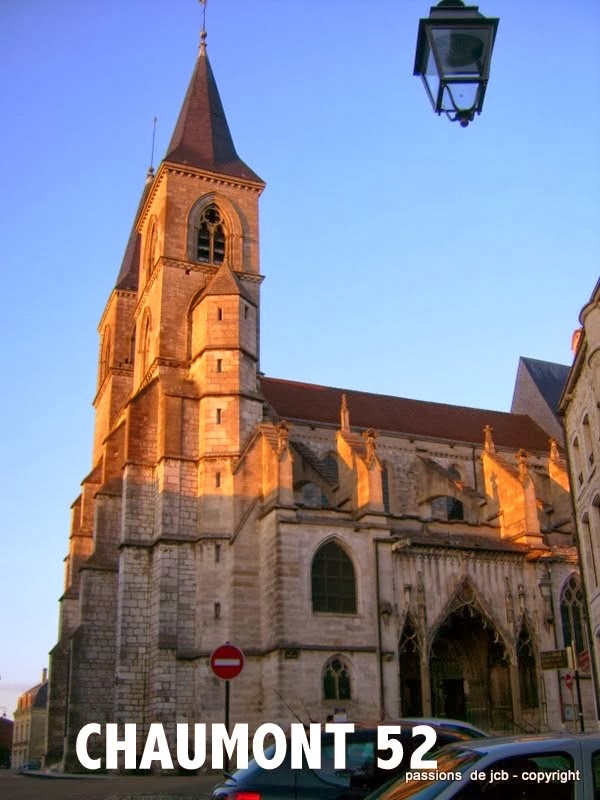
[516,449,530,484]
[362,428,378,466]
[483,424,495,454]
[340,393,350,432]
[114,172,155,291]
[164,32,263,184]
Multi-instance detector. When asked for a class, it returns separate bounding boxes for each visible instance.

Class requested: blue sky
[1,0,598,718]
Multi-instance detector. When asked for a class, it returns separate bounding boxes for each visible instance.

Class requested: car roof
[443,732,600,757]
[353,719,485,734]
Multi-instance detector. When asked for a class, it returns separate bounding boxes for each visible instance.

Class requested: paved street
[0,770,220,800]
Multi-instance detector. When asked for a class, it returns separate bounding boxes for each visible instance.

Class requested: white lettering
[211,723,249,770]
[290,723,321,769]
[253,723,287,769]
[75,723,102,770]
[325,723,355,768]
[377,726,403,770]
[106,723,137,770]
[139,723,174,769]
[176,723,207,770]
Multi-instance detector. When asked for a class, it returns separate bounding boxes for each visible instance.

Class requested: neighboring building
[559,278,600,716]
[0,715,13,768]
[512,357,570,444]
[12,669,48,769]
[47,33,594,769]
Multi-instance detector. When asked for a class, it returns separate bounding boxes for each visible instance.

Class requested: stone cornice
[136,162,264,230]
[174,643,377,660]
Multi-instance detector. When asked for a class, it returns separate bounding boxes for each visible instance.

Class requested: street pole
[574,668,585,732]
[225,680,230,772]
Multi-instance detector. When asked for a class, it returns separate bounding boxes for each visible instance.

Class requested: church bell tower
[47,27,266,767]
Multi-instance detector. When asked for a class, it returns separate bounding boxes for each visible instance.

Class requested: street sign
[210,643,245,680]
[565,673,573,691]
[540,649,568,670]
[578,649,590,671]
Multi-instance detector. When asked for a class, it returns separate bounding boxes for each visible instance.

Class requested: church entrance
[429,603,512,731]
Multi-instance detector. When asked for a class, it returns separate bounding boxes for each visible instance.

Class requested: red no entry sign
[565,673,573,690]
[210,643,245,680]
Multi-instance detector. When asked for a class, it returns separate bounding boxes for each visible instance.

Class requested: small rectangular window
[216,408,222,424]
[216,359,222,373]
[214,602,221,619]
[215,544,221,563]
[217,307,223,321]
[244,305,249,319]
[215,471,221,488]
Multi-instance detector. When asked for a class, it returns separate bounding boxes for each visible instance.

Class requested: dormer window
[197,204,226,264]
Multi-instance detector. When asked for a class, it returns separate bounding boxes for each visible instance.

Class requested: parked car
[211,719,487,800]
[362,733,600,799]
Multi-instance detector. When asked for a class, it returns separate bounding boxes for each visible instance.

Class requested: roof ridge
[262,375,533,419]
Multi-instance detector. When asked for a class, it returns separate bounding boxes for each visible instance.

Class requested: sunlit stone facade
[46,39,596,770]
[559,278,600,717]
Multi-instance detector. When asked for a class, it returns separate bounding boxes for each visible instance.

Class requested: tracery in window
[311,540,356,614]
[197,204,226,264]
[560,573,586,655]
[323,656,351,701]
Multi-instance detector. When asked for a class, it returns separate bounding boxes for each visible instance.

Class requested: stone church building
[47,33,595,768]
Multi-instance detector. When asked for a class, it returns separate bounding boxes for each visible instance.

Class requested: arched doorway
[429,597,511,730]
[399,614,422,716]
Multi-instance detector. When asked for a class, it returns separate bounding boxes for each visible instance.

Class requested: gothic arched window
[560,574,586,655]
[99,327,111,384]
[311,541,356,614]
[517,622,538,708]
[323,657,352,701]
[431,495,464,521]
[146,219,158,279]
[140,314,152,378]
[197,204,226,264]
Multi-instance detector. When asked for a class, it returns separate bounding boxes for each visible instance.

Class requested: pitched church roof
[165,34,263,184]
[203,262,255,303]
[261,376,552,452]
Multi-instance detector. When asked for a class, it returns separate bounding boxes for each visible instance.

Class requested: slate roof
[203,262,255,303]
[114,173,154,291]
[261,377,552,452]
[518,357,570,418]
[165,39,263,183]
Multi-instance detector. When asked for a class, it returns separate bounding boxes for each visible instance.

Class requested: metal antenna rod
[150,116,157,172]
[200,0,208,32]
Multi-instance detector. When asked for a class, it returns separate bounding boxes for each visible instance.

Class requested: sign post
[210,643,245,771]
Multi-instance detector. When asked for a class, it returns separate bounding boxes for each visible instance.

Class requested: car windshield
[224,743,279,783]
[366,748,481,799]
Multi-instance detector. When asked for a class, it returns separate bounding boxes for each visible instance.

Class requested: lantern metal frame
[413,0,499,127]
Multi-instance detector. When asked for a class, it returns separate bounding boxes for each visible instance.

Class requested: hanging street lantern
[413,0,499,127]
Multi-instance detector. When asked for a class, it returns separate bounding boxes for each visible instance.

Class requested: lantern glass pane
[423,47,440,109]
[430,26,492,78]
[442,82,480,113]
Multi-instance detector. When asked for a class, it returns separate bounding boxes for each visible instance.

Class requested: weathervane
[200,0,208,33]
